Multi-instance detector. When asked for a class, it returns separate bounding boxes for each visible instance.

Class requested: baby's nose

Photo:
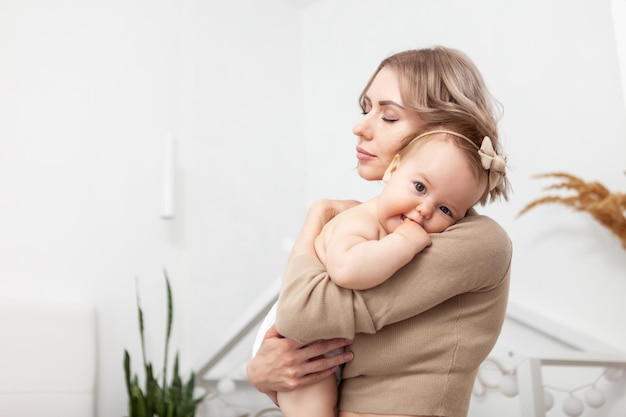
[416,201,434,218]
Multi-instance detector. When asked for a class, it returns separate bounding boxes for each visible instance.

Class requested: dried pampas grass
[518,172,626,249]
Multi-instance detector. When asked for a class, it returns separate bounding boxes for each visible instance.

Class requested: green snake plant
[123,271,205,417]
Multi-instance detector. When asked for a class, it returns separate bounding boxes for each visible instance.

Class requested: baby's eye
[439,206,453,217]
[414,182,426,193]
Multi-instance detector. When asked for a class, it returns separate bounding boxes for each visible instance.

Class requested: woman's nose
[352,114,373,139]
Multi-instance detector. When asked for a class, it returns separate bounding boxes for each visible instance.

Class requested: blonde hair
[360,46,510,203]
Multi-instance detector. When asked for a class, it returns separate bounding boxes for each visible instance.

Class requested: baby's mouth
[402,214,419,224]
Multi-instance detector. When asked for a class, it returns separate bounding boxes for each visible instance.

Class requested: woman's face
[353,67,426,181]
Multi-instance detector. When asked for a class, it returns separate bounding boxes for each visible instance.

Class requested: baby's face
[379,139,483,234]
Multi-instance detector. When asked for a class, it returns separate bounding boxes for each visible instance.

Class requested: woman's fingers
[248,325,353,393]
[281,338,353,390]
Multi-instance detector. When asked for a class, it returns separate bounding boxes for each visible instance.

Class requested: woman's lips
[356,147,375,161]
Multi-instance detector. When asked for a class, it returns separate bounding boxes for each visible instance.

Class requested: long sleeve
[275,212,512,343]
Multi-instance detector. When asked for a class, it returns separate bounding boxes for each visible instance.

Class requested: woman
[247,46,512,417]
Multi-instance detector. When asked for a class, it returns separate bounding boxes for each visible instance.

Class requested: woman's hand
[290,199,360,259]
[246,324,353,404]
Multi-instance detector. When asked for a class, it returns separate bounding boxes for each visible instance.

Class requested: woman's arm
[276,209,512,343]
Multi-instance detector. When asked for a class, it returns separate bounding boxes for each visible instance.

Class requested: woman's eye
[381,112,399,122]
[414,182,426,193]
[360,100,372,114]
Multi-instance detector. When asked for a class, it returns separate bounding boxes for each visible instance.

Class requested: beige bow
[478,137,507,191]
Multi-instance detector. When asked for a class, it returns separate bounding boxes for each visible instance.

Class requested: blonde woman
[248,46,512,417]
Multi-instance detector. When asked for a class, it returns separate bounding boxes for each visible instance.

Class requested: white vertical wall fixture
[161,135,176,219]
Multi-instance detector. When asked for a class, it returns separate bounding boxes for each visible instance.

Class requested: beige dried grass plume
[518,172,626,249]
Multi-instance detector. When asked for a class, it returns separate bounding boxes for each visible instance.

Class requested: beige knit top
[276,211,512,417]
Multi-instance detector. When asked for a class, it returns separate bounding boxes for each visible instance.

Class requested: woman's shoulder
[448,210,511,254]
[456,209,507,231]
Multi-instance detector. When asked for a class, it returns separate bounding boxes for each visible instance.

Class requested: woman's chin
[357,164,383,181]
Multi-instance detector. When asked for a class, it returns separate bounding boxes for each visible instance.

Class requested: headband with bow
[408,130,507,192]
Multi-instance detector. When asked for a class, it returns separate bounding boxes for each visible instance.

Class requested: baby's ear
[382,154,401,182]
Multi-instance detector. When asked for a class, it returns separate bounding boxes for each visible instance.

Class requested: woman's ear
[382,154,401,182]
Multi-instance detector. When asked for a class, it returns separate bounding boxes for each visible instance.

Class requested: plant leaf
[125,272,206,417]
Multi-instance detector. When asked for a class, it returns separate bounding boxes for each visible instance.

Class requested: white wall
[1,0,625,416]
[0,1,185,416]
[0,0,304,416]
[181,0,306,368]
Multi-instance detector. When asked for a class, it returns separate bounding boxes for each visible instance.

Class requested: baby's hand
[394,218,432,251]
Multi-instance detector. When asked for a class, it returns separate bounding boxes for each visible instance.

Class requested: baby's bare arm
[323,214,431,290]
